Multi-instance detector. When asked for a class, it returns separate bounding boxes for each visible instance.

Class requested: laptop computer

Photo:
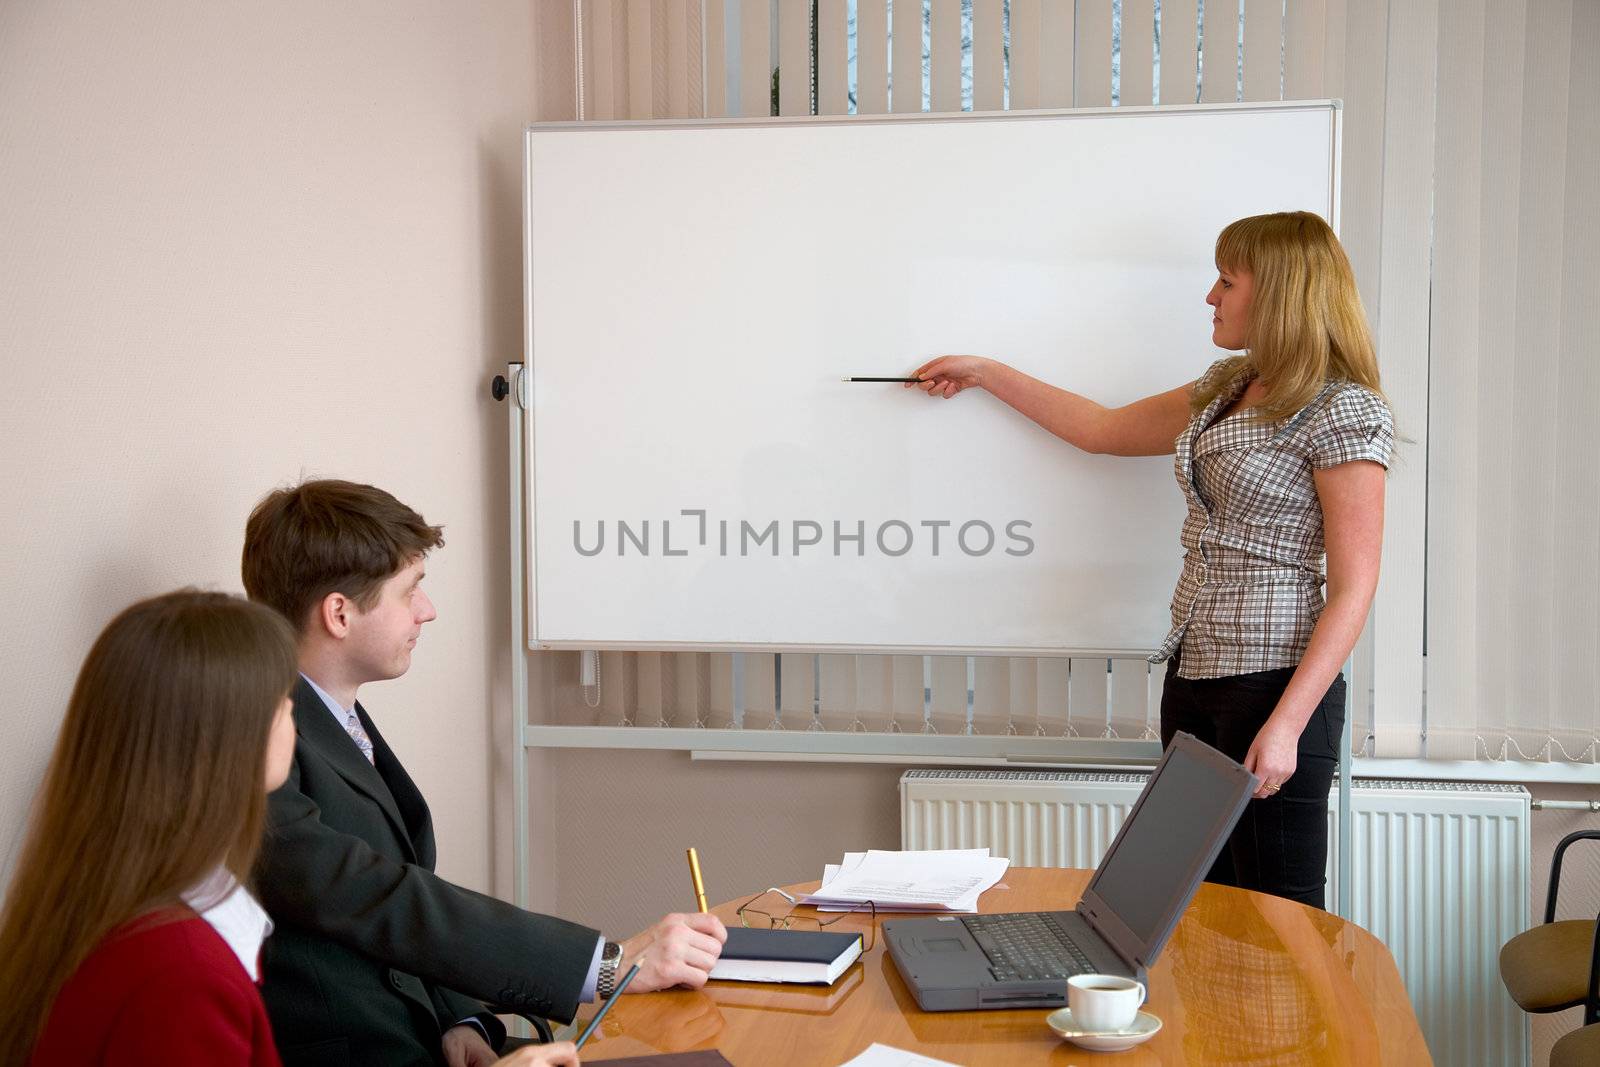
[884,731,1256,1011]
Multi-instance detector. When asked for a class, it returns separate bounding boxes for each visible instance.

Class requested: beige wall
[539,748,904,933]
[0,0,538,893]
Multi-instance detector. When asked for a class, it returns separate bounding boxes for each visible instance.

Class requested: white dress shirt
[183,868,272,982]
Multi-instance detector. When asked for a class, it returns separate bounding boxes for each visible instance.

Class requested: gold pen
[686,847,709,913]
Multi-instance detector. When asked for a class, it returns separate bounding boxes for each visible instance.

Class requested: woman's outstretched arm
[911,355,1194,457]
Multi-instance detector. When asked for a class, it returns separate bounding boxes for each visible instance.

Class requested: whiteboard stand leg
[507,362,532,1038]
[922,656,933,733]
[1336,656,1353,920]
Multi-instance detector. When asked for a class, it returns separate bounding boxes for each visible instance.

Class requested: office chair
[1550,1021,1600,1067]
[491,1009,555,1046]
[1499,830,1600,1029]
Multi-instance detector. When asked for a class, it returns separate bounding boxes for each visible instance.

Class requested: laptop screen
[1084,735,1252,953]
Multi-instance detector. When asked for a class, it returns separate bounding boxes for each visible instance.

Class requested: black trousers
[1158,655,1345,910]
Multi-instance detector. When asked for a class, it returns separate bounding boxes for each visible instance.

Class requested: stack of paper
[801,848,1009,913]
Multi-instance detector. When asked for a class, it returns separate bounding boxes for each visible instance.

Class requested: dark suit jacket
[257,678,599,1067]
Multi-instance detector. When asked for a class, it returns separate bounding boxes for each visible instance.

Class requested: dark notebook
[709,926,864,984]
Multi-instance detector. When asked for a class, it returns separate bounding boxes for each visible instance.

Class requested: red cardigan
[31,910,282,1066]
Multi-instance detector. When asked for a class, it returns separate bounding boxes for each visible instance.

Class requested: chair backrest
[1545,830,1600,923]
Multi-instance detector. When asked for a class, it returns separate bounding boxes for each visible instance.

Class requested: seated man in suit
[242,479,726,1067]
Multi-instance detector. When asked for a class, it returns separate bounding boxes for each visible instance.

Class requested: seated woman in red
[0,591,582,1067]
[0,591,299,1066]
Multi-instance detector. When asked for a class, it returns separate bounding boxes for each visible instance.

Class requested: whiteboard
[523,103,1339,653]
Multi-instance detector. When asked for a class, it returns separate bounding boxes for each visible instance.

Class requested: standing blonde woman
[913,211,1392,908]
[0,591,579,1067]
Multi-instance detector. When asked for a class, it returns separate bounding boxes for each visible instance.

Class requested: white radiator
[901,769,1531,1067]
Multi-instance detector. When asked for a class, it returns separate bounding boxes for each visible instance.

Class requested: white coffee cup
[1066,974,1147,1033]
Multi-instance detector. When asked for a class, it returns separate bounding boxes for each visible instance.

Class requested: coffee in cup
[1066,973,1146,1032]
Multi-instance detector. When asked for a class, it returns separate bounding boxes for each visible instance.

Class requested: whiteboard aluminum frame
[524,98,1339,136]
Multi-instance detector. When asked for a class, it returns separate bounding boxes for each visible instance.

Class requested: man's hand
[618,912,728,993]
[442,1023,500,1067]
[492,1041,580,1066]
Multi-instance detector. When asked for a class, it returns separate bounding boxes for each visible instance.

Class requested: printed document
[803,849,1008,913]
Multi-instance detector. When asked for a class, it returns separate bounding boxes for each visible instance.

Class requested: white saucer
[1046,1008,1162,1051]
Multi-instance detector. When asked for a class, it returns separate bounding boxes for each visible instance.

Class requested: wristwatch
[596,940,624,999]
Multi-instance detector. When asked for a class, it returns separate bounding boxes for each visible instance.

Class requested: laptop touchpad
[923,938,968,952]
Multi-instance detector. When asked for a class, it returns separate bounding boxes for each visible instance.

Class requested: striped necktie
[345,712,375,766]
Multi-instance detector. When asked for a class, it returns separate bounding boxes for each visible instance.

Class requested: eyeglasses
[736,888,877,951]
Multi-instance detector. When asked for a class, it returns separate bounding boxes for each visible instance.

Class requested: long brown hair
[0,590,297,1062]
[1192,211,1385,420]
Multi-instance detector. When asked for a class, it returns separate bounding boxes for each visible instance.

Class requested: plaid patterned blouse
[1151,359,1394,680]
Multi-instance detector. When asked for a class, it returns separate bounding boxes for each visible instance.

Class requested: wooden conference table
[578,868,1430,1066]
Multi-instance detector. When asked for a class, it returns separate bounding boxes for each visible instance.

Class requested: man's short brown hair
[242,480,444,633]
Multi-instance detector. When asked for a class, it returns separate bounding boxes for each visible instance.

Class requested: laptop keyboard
[962,913,1096,982]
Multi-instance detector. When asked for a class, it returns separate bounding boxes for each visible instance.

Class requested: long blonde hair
[0,590,297,1063]
[1193,211,1385,420]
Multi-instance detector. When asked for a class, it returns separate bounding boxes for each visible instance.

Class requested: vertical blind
[531,1,1599,765]
[563,0,1338,119]
[1422,0,1599,763]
